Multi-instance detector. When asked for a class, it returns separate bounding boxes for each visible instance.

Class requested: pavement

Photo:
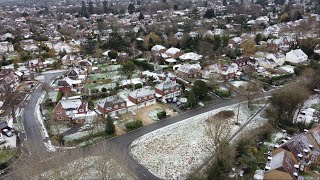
[0,71,278,180]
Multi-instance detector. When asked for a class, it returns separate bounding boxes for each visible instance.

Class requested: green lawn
[0,148,16,164]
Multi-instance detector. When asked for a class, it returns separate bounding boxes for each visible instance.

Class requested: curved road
[2,73,277,180]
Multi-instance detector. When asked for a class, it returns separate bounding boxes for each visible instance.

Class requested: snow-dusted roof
[177,64,201,74]
[165,47,181,55]
[151,45,166,52]
[287,49,307,58]
[165,58,177,63]
[179,52,202,61]
[156,80,178,90]
[129,86,155,99]
[60,99,82,110]
[98,95,126,109]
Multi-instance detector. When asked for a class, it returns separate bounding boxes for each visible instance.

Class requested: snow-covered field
[35,156,135,180]
[131,102,265,179]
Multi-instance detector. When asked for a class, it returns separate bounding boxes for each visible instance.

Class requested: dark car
[0,136,6,145]
[2,129,13,137]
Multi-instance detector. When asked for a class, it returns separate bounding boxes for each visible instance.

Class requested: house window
[122,103,125,107]
[57,111,62,114]
[79,109,84,112]
[57,117,64,120]
[114,105,118,109]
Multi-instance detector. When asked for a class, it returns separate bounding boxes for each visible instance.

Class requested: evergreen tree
[223,0,227,6]
[105,115,115,135]
[174,4,178,10]
[187,91,197,108]
[88,0,94,15]
[128,3,135,14]
[103,1,108,14]
[203,9,215,18]
[81,1,87,17]
[138,12,144,20]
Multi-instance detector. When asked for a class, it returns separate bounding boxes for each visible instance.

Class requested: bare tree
[4,82,20,123]
[239,80,262,108]
[205,110,234,153]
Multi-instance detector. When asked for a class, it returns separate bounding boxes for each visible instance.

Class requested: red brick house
[155,80,180,99]
[26,59,46,71]
[52,98,87,121]
[57,80,72,95]
[97,95,127,117]
[176,64,202,79]
[128,86,156,109]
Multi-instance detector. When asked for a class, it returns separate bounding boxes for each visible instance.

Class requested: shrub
[157,110,166,120]
[135,83,143,89]
[56,91,63,101]
[91,88,99,94]
[132,60,154,71]
[125,120,143,131]
[101,87,107,92]
[108,50,118,59]
[215,89,231,98]
[286,127,297,135]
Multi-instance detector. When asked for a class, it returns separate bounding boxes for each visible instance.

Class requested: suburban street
[1,74,277,180]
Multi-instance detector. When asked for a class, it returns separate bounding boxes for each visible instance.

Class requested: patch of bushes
[132,60,154,71]
[215,89,231,98]
[125,120,143,131]
[157,110,166,120]
[56,91,63,101]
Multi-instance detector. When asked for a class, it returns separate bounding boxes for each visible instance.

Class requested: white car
[79,123,93,132]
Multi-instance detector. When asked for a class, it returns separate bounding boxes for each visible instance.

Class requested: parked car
[0,136,6,145]
[79,123,93,132]
[173,97,177,103]
[2,129,13,137]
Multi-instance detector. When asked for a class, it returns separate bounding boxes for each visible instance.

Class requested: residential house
[266,53,286,66]
[62,55,82,66]
[267,36,296,52]
[264,151,298,180]
[155,79,181,99]
[161,47,184,59]
[0,71,18,101]
[67,67,87,81]
[57,77,82,95]
[265,127,320,179]
[179,52,203,61]
[285,49,308,64]
[97,95,127,117]
[128,86,156,109]
[20,39,39,52]
[205,63,239,80]
[52,98,87,121]
[26,59,46,71]
[151,45,166,56]
[176,64,202,79]
[0,41,14,54]
[314,44,320,55]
